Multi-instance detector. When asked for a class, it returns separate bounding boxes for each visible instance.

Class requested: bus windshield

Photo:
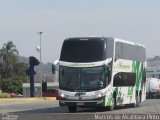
[59,66,105,91]
[60,38,106,62]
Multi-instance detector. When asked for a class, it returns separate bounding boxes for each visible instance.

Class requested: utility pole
[38,32,43,97]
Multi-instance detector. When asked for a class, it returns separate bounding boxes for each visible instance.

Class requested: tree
[0,62,28,93]
[0,41,19,78]
[0,41,28,94]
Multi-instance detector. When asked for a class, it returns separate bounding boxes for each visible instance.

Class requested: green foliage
[0,41,28,94]
[0,93,11,98]
[0,77,23,94]
[0,41,18,78]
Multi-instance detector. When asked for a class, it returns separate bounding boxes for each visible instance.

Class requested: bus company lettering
[114,61,130,70]
[70,63,95,67]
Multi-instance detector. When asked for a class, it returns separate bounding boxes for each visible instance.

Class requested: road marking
[0,97,56,101]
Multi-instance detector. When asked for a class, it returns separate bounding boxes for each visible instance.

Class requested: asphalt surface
[1,99,160,120]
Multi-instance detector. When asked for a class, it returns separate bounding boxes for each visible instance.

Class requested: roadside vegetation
[0,92,10,98]
[0,41,28,95]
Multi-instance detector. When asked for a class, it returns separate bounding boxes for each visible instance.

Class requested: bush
[0,78,23,94]
[0,93,11,98]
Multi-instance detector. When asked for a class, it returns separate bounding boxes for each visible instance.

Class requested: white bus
[53,37,146,112]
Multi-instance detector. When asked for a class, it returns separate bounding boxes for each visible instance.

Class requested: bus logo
[75,92,86,97]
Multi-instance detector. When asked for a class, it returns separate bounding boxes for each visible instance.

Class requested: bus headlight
[95,91,105,98]
[60,93,65,98]
[96,93,104,98]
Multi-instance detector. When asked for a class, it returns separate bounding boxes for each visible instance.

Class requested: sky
[0,0,160,63]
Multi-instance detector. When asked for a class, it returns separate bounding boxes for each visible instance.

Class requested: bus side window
[113,73,122,87]
[113,72,136,87]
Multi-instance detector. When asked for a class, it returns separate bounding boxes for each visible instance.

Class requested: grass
[0,93,11,98]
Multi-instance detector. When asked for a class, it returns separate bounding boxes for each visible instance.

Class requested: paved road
[1,99,160,120]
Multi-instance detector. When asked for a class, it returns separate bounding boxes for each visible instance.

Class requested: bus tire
[68,106,77,113]
[107,98,115,111]
[129,92,140,108]
[136,95,140,107]
[129,103,136,108]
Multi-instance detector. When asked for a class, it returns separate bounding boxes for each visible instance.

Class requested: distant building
[146,67,160,79]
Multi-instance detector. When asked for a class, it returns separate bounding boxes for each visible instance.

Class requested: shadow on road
[10,105,129,114]
[8,105,137,120]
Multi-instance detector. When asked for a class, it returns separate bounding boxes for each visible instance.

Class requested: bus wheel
[107,98,115,111]
[136,96,140,107]
[130,93,140,108]
[68,106,77,113]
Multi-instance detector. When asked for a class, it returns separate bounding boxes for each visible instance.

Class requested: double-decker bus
[53,37,146,112]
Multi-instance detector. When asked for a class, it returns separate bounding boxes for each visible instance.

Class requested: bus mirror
[52,60,59,75]
[115,58,117,62]
[52,64,56,74]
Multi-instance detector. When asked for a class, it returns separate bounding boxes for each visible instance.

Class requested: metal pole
[38,32,43,97]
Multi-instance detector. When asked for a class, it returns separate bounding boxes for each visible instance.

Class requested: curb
[0,97,56,101]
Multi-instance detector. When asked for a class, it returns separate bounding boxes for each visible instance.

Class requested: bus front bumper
[59,97,105,107]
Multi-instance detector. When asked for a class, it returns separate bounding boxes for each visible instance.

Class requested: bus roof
[114,38,145,48]
[65,37,145,48]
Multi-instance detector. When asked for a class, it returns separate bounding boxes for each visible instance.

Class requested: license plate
[76,102,85,106]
